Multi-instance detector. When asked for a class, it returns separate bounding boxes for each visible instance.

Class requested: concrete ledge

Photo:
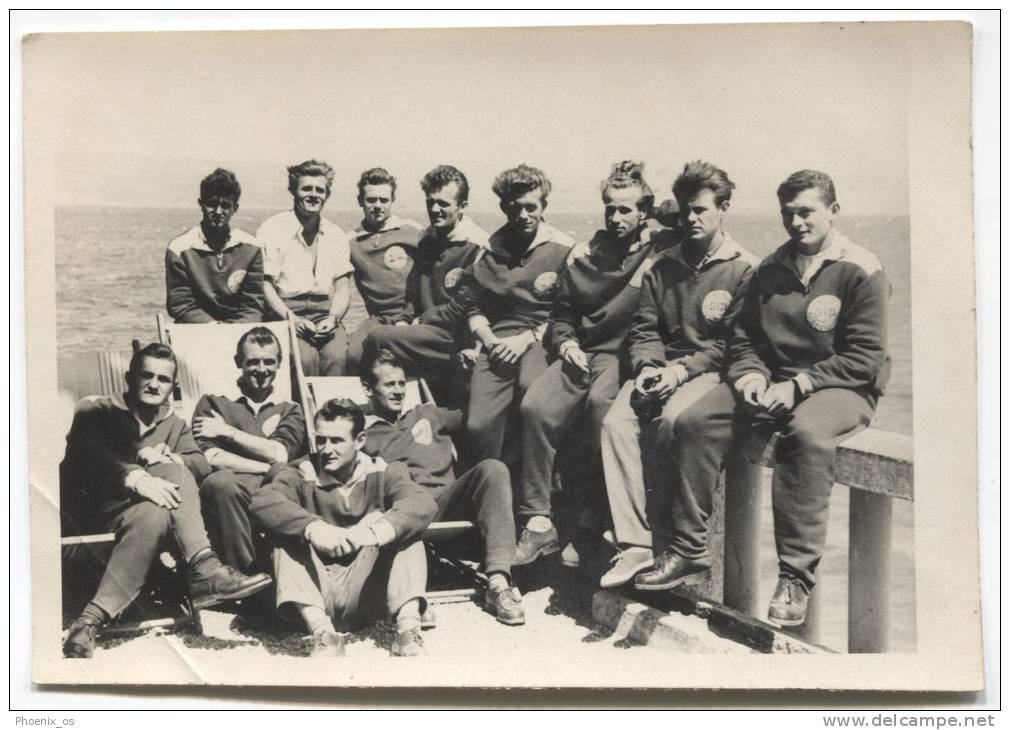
[750,426,913,501]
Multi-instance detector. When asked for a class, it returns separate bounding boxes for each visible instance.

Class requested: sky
[35,22,910,215]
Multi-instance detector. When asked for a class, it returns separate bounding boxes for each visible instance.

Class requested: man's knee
[518,390,548,426]
[473,459,511,491]
[674,400,719,443]
[785,415,835,456]
[200,470,243,504]
[121,501,171,538]
[148,462,196,489]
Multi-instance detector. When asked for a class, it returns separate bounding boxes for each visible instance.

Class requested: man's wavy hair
[601,160,655,215]
[200,168,241,203]
[421,165,470,204]
[777,169,837,207]
[357,167,398,203]
[315,398,366,437]
[128,342,177,380]
[492,164,552,204]
[672,160,736,208]
[287,159,335,196]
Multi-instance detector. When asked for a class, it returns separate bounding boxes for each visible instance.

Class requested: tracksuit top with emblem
[250,456,437,548]
[362,404,463,497]
[449,222,575,338]
[166,224,264,323]
[191,393,307,461]
[728,230,891,396]
[627,232,758,378]
[545,225,679,359]
[349,216,424,322]
[60,394,211,530]
[400,217,490,328]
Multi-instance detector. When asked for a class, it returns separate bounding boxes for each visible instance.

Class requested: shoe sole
[766,614,806,628]
[483,605,526,626]
[511,542,559,567]
[634,568,710,592]
[599,563,655,589]
[191,575,273,610]
[560,557,579,569]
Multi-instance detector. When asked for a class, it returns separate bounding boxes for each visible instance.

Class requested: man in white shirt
[257,159,354,376]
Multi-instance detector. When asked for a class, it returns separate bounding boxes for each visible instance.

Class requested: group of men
[61,157,890,659]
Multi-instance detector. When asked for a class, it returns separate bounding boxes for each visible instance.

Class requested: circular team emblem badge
[261,414,281,437]
[533,272,558,298]
[629,257,655,289]
[384,245,409,270]
[807,295,842,332]
[701,289,733,322]
[226,269,248,294]
[410,418,433,446]
[443,267,464,291]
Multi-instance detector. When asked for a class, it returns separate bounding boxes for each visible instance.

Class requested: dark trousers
[364,323,468,407]
[284,295,348,377]
[200,470,265,573]
[274,541,427,632]
[517,353,619,520]
[83,462,212,618]
[673,382,875,588]
[345,317,382,375]
[465,343,549,467]
[435,459,516,576]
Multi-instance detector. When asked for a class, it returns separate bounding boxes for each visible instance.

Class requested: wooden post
[722,454,764,618]
[847,489,892,652]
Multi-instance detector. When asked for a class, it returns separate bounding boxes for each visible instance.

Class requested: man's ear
[499,200,508,216]
[719,200,731,213]
[830,201,841,216]
[124,370,134,391]
[197,197,204,209]
[353,431,368,450]
[360,378,374,398]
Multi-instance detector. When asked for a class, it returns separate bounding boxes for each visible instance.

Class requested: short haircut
[672,160,736,207]
[420,164,470,204]
[777,169,837,207]
[492,164,552,204]
[601,160,655,214]
[128,342,177,378]
[200,168,241,203]
[315,398,366,437]
[361,348,408,387]
[287,159,335,196]
[357,167,397,202]
[235,326,283,365]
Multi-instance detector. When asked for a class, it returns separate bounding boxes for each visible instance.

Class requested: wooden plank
[423,520,475,541]
[749,426,913,501]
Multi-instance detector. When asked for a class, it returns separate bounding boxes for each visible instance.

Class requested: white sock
[395,598,421,634]
[299,605,335,636]
[526,515,554,533]
[487,572,509,592]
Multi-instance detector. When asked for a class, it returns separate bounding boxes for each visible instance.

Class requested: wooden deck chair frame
[294,364,481,603]
[60,338,202,637]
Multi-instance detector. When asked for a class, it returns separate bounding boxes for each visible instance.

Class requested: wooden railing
[713,426,913,653]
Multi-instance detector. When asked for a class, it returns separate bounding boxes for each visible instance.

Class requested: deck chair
[297,375,481,600]
[59,339,203,637]
[155,313,299,424]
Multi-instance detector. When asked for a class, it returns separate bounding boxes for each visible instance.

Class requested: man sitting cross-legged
[60,343,271,658]
[250,399,438,657]
[359,348,525,626]
[192,326,307,573]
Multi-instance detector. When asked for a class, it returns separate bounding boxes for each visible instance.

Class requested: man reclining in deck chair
[60,343,272,658]
[250,399,438,657]
[357,348,525,627]
[192,326,307,575]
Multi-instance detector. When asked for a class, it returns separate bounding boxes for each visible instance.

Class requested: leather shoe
[309,629,346,658]
[484,585,526,626]
[634,551,710,591]
[190,565,272,609]
[63,614,102,658]
[767,574,810,627]
[390,628,426,657]
[512,525,559,566]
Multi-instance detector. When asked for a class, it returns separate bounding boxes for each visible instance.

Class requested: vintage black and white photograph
[22,17,983,691]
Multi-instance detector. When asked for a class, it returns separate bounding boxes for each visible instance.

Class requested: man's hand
[454,347,480,375]
[736,376,768,411]
[635,366,663,395]
[298,459,319,485]
[344,524,379,552]
[314,315,338,336]
[136,444,173,467]
[490,332,533,366]
[192,410,235,441]
[560,342,589,375]
[758,380,799,417]
[305,521,354,558]
[293,316,317,338]
[394,320,410,327]
[649,364,688,400]
[133,474,182,510]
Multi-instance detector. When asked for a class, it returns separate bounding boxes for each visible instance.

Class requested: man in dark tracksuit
[166,168,264,323]
[516,161,676,567]
[360,349,524,625]
[344,167,424,373]
[660,170,890,626]
[60,344,271,658]
[250,399,438,657]
[364,165,489,406]
[601,161,758,590]
[193,327,307,573]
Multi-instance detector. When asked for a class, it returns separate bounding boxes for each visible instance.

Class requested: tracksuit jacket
[166,224,264,323]
[361,404,463,496]
[728,230,891,397]
[349,216,424,323]
[627,232,758,378]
